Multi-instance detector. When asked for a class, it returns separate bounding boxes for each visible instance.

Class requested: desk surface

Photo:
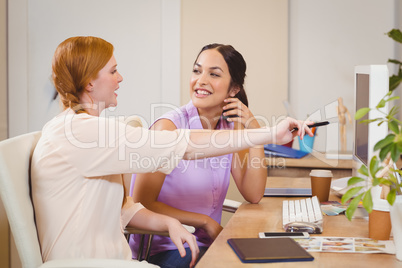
[196,177,399,267]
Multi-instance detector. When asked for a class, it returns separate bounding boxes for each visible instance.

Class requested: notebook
[227,237,314,263]
[264,144,309,159]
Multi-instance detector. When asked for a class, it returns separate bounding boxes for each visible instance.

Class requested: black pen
[291,121,330,132]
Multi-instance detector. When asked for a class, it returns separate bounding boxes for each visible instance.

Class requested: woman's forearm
[142,200,214,230]
[183,117,311,160]
[128,207,174,231]
[183,127,273,160]
[237,146,267,203]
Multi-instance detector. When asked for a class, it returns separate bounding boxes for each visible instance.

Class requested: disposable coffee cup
[369,199,391,240]
[309,169,333,202]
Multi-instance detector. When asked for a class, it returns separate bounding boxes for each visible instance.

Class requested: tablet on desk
[264,188,312,197]
[227,237,314,263]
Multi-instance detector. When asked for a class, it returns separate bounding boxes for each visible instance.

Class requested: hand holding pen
[291,121,330,133]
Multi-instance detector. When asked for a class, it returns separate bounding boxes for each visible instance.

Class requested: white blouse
[31,109,189,262]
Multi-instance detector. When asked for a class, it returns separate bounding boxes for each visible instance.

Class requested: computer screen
[353,65,389,168]
[354,73,370,165]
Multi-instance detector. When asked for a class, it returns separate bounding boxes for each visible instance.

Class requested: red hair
[52,36,114,113]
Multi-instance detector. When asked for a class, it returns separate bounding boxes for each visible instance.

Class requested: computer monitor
[353,65,389,173]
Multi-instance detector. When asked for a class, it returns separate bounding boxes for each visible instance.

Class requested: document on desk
[227,237,314,263]
[293,237,395,254]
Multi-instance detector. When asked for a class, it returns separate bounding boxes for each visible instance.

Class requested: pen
[291,121,330,132]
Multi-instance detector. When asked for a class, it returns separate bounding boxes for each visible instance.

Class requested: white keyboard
[282,196,323,234]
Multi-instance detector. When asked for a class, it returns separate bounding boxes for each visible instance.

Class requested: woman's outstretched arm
[182,117,312,160]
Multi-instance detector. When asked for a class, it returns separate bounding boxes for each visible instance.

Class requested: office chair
[0,131,156,268]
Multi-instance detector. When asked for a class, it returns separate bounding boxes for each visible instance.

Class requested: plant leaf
[358,165,369,177]
[390,75,402,91]
[388,59,402,65]
[389,120,400,134]
[361,118,382,124]
[378,177,392,186]
[372,176,381,186]
[341,187,363,204]
[362,190,373,213]
[391,143,400,163]
[376,98,386,108]
[374,134,395,151]
[387,29,402,43]
[379,143,393,161]
[347,176,365,186]
[387,96,400,102]
[386,172,399,185]
[345,193,364,221]
[369,156,381,178]
[355,108,370,120]
[389,106,400,118]
[387,188,396,206]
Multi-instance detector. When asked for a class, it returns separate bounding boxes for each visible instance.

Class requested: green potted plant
[341,90,401,219]
[341,28,402,261]
[388,29,402,91]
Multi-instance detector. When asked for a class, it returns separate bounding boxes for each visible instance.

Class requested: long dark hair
[195,43,248,107]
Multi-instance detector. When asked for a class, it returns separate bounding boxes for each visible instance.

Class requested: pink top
[129,101,233,256]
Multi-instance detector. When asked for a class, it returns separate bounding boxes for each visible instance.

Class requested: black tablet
[228,237,314,263]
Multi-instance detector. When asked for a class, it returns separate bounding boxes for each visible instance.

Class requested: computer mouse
[284,222,322,234]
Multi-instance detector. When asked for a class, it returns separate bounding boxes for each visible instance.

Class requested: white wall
[0,0,5,141]
[8,0,181,138]
[181,0,289,226]
[181,0,289,125]
[289,0,397,153]
[0,0,8,267]
[7,1,180,267]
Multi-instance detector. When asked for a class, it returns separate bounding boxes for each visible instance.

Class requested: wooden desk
[197,177,399,267]
[266,153,354,178]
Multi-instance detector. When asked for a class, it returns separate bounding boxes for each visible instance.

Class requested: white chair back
[0,131,42,268]
[0,131,158,268]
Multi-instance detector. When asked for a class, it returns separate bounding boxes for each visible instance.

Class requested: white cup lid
[310,169,333,177]
[373,198,390,212]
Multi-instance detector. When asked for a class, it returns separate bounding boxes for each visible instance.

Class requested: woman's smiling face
[190,49,233,111]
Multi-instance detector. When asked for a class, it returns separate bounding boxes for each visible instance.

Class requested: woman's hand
[223,98,260,129]
[167,218,200,268]
[273,117,314,145]
[128,209,199,268]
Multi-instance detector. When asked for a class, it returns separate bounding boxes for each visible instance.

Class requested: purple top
[129,101,233,257]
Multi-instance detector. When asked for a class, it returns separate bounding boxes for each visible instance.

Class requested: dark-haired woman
[129,44,268,267]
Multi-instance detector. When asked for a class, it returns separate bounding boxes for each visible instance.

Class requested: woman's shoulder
[153,102,194,130]
[151,118,178,131]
